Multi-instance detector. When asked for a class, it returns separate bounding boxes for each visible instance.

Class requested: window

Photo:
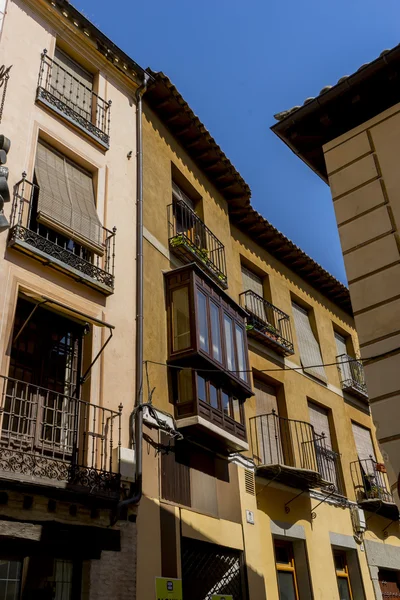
[352,422,376,476]
[210,301,222,362]
[172,287,191,352]
[235,324,248,382]
[197,290,209,352]
[0,560,22,599]
[335,332,350,383]
[274,540,299,600]
[193,374,244,425]
[334,552,353,600]
[33,141,103,254]
[177,369,194,404]
[291,302,327,382]
[209,383,219,409]
[53,47,94,121]
[224,314,236,371]
[197,374,207,403]
[254,381,282,465]
[241,264,264,297]
[308,401,341,491]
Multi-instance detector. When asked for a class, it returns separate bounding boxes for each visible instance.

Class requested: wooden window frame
[274,540,300,600]
[334,551,353,600]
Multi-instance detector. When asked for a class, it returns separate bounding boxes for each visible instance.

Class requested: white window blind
[308,402,339,488]
[335,332,348,383]
[241,265,263,297]
[292,302,327,382]
[308,402,332,449]
[35,142,103,254]
[254,380,281,465]
[352,423,376,462]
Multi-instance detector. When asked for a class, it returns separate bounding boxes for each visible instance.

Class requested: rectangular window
[308,401,340,490]
[275,540,299,600]
[224,314,236,372]
[221,391,230,417]
[172,287,191,352]
[232,398,241,423]
[197,374,207,404]
[178,370,193,404]
[53,47,94,119]
[210,301,222,363]
[197,290,209,352]
[292,302,326,382]
[241,264,264,297]
[0,560,22,599]
[235,323,247,382]
[209,384,219,410]
[334,552,353,600]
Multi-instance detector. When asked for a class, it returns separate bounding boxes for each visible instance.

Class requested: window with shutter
[335,331,349,383]
[352,423,376,463]
[254,380,282,465]
[241,265,263,297]
[308,402,332,448]
[308,402,340,489]
[34,142,103,254]
[53,47,94,120]
[292,302,327,382]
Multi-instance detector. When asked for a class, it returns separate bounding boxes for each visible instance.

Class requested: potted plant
[376,462,387,473]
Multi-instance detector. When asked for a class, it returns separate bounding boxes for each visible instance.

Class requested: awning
[20,290,114,329]
[34,141,104,255]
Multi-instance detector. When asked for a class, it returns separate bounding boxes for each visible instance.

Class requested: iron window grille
[8,175,116,294]
[36,50,111,148]
[351,457,395,505]
[249,411,344,493]
[337,354,368,399]
[168,200,228,289]
[239,290,294,355]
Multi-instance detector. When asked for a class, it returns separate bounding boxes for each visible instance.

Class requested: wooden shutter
[241,265,263,297]
[35,142,103,254]
[254,380,281,465]
[190,449,218,516]
[160,435,191,506]
[292,303,327,382]
[352,423,376,462]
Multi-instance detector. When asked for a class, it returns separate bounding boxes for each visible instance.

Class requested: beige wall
[141,99,397,599]
[323,104,400,502]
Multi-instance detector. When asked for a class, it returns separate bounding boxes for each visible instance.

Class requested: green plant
[246,324,254,331]
[170,234,185,247]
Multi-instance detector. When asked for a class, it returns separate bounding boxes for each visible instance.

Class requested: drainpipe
[116,71,150,515]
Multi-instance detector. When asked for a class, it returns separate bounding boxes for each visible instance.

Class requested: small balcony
[239,291,294,356]
[337,354,368,400]
[168,200,228,289]
[351,458,399,521]
[36,50,111,149]
[8,176,116,295]
[0,375,122,502]
[249,412,343,492]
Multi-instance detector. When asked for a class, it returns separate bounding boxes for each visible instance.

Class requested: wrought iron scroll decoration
[0,65,12,124]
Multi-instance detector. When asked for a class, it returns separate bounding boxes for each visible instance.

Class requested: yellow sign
[212,596,233,600]
[155,577,183,600]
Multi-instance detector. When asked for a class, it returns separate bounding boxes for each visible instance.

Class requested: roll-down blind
[292,302,327,382]
[35,142,103,254]
[352,423,376,463]
[241,265,263,297]
[308,402,332,449]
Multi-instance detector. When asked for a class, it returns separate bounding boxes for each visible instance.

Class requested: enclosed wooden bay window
[165,264,252,451]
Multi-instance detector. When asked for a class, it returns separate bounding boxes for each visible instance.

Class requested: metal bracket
[79,328,113,387]
[12,300,48,345]
[285,489,306,514]
[311,484,336,519]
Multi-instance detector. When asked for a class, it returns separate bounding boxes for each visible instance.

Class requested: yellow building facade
[138,72,400,600]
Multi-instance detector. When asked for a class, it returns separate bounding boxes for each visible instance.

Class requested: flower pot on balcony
[376,463,387,473]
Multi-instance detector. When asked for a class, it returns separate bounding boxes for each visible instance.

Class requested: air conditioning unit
[113,447,135,483]
[143,405,175,432]
[350,504,366,533]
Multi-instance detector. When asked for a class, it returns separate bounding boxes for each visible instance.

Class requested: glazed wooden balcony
[239,291,294,356]
[0,375,122,502]
[337,354,368,400]
[249,412,343,493]
[168,200,228,289]
[351,458,399,521]
[8,176,116,295]
[36,50,111,149]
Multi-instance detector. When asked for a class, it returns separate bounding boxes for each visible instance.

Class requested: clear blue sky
[76,0,400,283]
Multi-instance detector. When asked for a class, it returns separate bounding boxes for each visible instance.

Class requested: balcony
[337,354,368,400]
[8,176,116,295]
[36,50,111,149]
[239,291,294,356]
[249,412,343,492]
[168,200,228,289]
[0,375,122,502]
[351,458,399,521]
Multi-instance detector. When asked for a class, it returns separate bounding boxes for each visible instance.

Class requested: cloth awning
[34,141,104,255]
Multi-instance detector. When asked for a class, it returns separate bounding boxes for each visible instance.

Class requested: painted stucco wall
[323,104,400,507]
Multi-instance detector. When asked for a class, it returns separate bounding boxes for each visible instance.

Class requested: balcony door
[254,380,282,465]
[52,47,94,121]
[2,299,83,459]
[308,402,339,489]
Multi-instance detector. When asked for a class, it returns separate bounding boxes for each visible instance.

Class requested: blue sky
[76,0,400,283]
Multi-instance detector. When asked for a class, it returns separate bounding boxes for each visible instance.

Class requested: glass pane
[232,397,242,423]
[197,375,207,403]
[221,392,230,417]
[172,288,191,351]
[197,290,209,352]
[0,562,8,579]
[209,384,219,409]
[337,577,351,600]
[5,581,17,600]
[277,570,297,600]
[178,370,193,403]
[235,324,248,382]
[334,552,346,571]
[224,315,236,371]
[210,302,222,362]
[275,545,291,565]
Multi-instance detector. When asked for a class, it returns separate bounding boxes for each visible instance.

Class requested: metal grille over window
[308,402,342,492]
[292,302,327,382]
[34,142,103,254]
[181,537,246,600]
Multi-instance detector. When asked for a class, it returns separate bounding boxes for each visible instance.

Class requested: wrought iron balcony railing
[350,458,398,520]
[337,354,368,399]
[168,200,228,288]
[249,411,344,493]
[0,375,122,499]
[36,50,111,148]
[239,290,294,355]
[8,176,116,294]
